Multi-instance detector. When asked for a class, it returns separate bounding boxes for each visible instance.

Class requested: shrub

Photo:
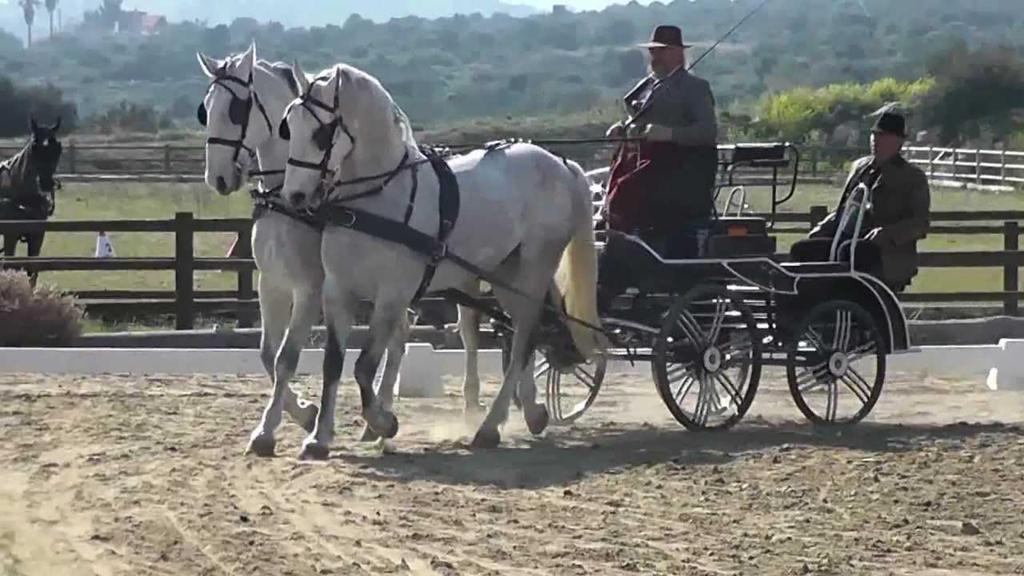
[0,270,84,347]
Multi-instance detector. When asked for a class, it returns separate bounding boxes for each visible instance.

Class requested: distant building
[553,5,569,15]
[117,10,167,35]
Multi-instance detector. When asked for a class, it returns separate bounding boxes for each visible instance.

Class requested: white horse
[196,45,413,454]
[276,62,604,457]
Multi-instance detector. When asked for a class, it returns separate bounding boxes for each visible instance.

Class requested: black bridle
[279,72,360,194]
[278,70,435,207]
[197,68,276,174]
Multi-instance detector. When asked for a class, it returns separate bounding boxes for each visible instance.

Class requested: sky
[0,0,662,40]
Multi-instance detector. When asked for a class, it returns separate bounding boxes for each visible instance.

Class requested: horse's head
[280,62,412,212]
[29,116,62,194]
[196,43,272,195]
[279,63,358,211]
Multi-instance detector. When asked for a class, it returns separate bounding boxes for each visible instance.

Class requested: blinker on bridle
[197,66,275,171]
[279,71,357,187]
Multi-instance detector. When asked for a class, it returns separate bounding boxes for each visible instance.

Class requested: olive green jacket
[811,154,931,284]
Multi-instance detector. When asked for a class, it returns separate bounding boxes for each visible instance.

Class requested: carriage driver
[603,24,719,258]
[789,110,931,293]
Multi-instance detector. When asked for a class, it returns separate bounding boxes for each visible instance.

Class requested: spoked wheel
[786,299,885,426]
[653,284,762,431]
[502,336,606,426]
[535,351,606,426]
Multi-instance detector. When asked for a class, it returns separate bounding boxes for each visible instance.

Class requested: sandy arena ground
[2,368,1024,576]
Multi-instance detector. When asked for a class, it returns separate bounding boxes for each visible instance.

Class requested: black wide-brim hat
[637,25,692,49]
[871,111,908,138]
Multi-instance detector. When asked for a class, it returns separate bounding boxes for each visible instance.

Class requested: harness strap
[316,147,605,337]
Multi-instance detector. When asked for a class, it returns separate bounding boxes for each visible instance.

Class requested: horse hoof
[246,434,276,458]
[377,412,399,440]
[359,424,380,443]
[470,427,501,449]
[298,441,330,461]
[526,405,550,436]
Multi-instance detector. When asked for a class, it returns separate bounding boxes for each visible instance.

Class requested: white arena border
[2,342,1024,395]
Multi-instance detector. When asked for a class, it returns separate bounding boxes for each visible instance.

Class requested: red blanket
[604,142,680,233]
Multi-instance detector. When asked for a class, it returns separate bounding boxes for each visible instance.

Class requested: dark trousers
[789,237,908,293]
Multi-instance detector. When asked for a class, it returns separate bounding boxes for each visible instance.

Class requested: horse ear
[292,60,310,96]
[30,116,39,134]
[52,117,61,133]
[237,44,256,77]
[197,52,223,78]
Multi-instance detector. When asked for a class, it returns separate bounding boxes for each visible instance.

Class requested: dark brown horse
[0,117,63,283]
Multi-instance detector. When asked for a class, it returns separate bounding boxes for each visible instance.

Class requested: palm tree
[18,0,41,47]
[44,0,58,39]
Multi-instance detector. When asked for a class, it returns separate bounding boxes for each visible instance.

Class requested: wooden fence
[4,210,1024,328]
[3,142,1019,188]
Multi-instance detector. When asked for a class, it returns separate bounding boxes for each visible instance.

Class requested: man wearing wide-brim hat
[602,24,719,258]
[789,110,931,292]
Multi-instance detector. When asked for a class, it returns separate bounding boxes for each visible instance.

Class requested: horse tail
[554,161,605,360]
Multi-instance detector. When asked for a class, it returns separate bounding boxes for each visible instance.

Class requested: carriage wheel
[785,300,885,426]
[501,335,606,425]
[653,284,761,431]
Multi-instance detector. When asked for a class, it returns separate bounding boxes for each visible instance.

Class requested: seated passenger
[601,24,718,260]
[789,110,930,293]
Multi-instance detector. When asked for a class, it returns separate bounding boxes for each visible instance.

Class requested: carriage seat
[779,261,849,274]
[703,216,776,258]
[722,143,791,168]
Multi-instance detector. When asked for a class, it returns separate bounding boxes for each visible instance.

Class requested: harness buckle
[431,242,448,261]
[338,209,356,227]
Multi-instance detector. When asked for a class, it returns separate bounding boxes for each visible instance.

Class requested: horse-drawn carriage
[494,141,911,430]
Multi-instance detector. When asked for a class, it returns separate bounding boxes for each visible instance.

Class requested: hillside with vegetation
[0,0,1022,145]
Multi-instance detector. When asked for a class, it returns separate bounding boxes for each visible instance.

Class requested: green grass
[9,179,1024,331]
[20,182,252,294]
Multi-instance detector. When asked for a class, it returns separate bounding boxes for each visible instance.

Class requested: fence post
[976,148,982,185]
[810,148,818,177]
[235,223,255,329]
[164,145,172,174]
[67,143,77,174]
[1004,221,1019,317]
[174,212,195,330]
[1001,144,1008,184]
[927,146,934,180]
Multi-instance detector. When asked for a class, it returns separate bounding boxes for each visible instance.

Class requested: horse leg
[1,232,15,257]
[351,298,405,445]
[257,275,319,434]
[246,287,321,457]
[359,309,410,442]
[458,295,486,417]
[297,281,357,461]
[471,263,554,448]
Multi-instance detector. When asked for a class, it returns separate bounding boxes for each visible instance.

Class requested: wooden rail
[3,209,1024,328]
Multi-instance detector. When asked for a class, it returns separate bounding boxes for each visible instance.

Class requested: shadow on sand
[335,419,1023,490]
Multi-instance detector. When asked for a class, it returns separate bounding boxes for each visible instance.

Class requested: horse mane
[328,63,417,149]
[260,60,300,98]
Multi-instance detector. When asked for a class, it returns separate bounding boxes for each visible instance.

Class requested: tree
[920,45,1024,145]
[99,0,122,32]
[18,0,40,48]
[44,0,58,39]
